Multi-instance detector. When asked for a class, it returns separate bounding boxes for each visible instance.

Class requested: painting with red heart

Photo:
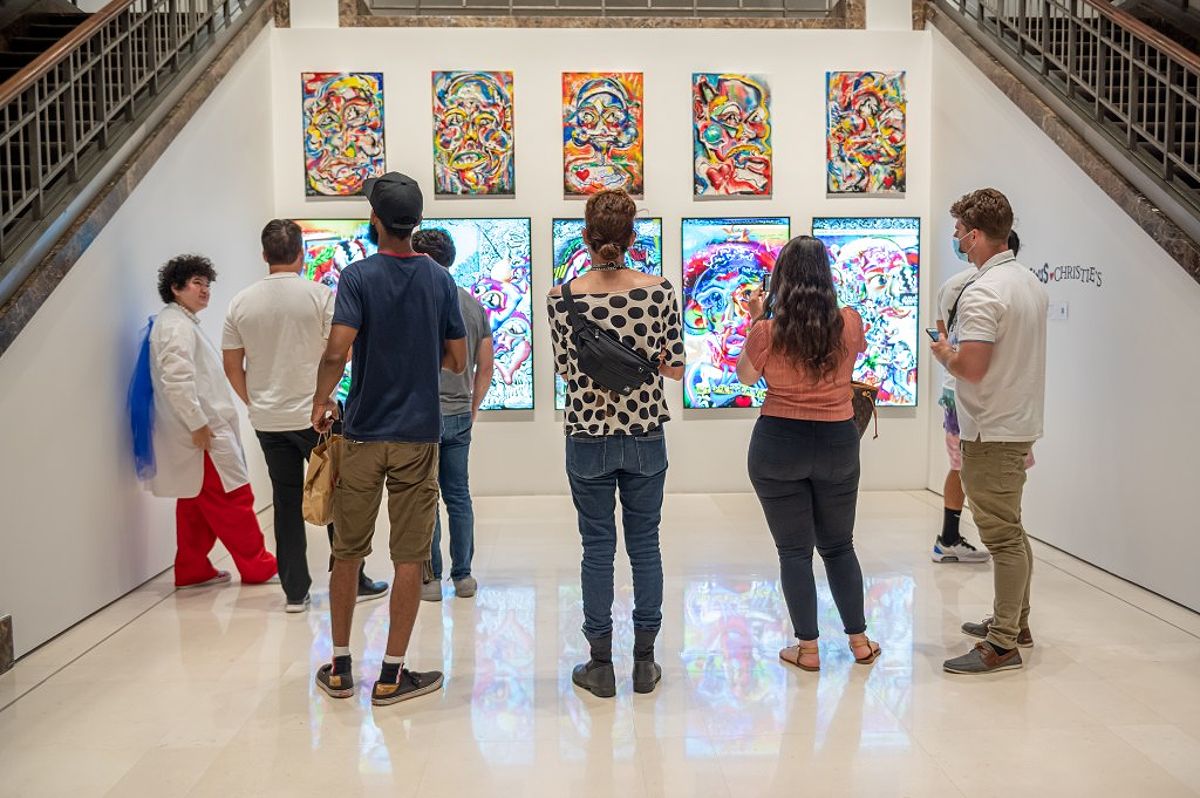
[562,71,644,197]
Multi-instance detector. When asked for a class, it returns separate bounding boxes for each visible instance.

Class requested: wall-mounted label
[1030,263,1103,288]
[1048,302,1069,321]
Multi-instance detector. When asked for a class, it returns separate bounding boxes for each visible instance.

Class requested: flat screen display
[681,217,790,409]
[550,217,663,410]
[297,218,534,410]
[812,216,919,406]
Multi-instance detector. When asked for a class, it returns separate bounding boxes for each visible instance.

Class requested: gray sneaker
[962,617,1034,648]
[453,576,478,598]
[421,580,443,602]
[944,641,1023,674]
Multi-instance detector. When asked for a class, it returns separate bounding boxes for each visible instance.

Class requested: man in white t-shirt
[222,220,387,613]
[931,189,1048,675]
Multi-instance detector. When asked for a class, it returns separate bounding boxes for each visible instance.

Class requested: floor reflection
[471,584,537,762]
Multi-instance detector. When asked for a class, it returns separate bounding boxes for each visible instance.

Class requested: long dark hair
[769,236,844,379]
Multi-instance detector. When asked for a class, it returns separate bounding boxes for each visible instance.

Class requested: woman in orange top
[736,235,880,672]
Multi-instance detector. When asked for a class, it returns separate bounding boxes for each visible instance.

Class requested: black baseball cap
[362,172,422,234]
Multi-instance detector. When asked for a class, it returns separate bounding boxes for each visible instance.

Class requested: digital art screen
[681,217,790,409]
[812,216,919,407]
[297,218,534,410]
[550,217,664,410]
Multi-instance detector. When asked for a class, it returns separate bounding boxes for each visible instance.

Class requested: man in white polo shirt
[222,219,388,612]
[932,188,1048,675]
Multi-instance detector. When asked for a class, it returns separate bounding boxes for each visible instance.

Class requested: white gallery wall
[0,29,277,657]
[270,25,934,497]
[929,28,1200,610]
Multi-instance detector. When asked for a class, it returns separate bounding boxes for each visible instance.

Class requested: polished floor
[3,491,1200,797]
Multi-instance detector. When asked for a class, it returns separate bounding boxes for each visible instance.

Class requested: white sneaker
[421,580,443,602]
[932,537,991,563]
[285,594,311,613]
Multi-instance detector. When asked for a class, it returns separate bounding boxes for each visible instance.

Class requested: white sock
[383,654,404,667]
[333,646,351,658]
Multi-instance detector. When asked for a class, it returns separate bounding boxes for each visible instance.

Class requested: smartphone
[925,327,940,342]
[761,273,770,294]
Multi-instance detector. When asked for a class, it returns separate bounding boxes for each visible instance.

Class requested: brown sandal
[849,637,881,665]
[779,643,820,672]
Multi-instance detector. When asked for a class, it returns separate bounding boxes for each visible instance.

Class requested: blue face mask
[952,231,974,262]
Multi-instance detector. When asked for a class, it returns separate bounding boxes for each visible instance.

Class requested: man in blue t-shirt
[311,172,467,707]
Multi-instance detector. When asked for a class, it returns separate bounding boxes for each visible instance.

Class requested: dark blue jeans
[566,428,667,640]
[431,412,475,580]
[748,416,866,642]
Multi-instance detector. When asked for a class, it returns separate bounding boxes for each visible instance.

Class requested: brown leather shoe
[961,616,1034,648]
[943,641,1023,674]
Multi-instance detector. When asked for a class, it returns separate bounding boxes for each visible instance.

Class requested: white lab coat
[148,303,250,499]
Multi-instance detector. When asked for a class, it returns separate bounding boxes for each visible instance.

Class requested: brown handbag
[851,381,880,439]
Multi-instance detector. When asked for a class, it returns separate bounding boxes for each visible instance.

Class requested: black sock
[989,642,1012,656]
[379,662,401,683]
[332,654,352,676]
[941,508,963,546]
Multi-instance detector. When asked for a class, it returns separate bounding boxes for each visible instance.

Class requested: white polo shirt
[950,251,1048,443]
[222,272,335,432]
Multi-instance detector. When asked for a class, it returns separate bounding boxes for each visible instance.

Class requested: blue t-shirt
[333,252,467,443]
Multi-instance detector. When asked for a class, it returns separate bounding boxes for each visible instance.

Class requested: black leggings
[748,416,866,641]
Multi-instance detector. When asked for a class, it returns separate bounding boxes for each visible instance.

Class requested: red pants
[174,453,278,587]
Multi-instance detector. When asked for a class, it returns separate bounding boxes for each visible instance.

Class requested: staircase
[932,0,1200,278]
[0,10,92,84]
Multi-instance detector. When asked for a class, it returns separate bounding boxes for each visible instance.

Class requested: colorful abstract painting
[302,72,385,197]
[550,217,663,409]
[682,217,790,409]
[693,73,772,197]
[432,71,515,196]
[297,218,534,410]
[825,71,906,195]
[562,72,644,197]
[812,217,920,406]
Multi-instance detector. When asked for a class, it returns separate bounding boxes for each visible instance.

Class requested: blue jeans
[565,428,667,640]
[431,412,475,580]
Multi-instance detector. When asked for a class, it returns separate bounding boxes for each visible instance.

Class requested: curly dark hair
[157,254,216,304]
[412,228,456,269]
[769,236,845,380]
[951,187,1013,242]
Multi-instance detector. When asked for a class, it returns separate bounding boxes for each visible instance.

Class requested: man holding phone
[931,189,1047,675]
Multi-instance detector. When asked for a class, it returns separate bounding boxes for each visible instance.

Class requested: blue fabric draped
[128,317,156,480]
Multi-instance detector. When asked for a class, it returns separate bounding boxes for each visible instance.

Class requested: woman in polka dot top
[546,189,684,700]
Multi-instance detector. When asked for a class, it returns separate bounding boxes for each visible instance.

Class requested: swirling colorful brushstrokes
[302,72,385,197]
[813,217,920,407]
[825,71,906,195]
[432,71,515,196]
[296,218,535,410]
[562,72,644,197]
[682,217,790,409]
[693,73,773,198]
[550,217,664,409]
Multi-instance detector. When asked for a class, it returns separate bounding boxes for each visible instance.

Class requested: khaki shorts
[332,440,439,563]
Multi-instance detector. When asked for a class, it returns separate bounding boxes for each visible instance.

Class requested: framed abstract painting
[681,217,790,409]
[692,73,772,198]
[812,216,920,406]
[302,72,385,197]
[432,71,515,196]
[825,71,906,195]
[562,72,644,197]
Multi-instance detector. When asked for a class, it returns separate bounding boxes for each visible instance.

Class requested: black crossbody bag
[561,280,658,396]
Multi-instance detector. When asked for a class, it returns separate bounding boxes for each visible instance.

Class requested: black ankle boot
[572,635,616,698]
[632,628,661,694]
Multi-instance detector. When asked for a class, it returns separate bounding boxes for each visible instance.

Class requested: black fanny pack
[562,280,658,396]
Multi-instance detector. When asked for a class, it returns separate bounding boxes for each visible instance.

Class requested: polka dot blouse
[548,280,685,437]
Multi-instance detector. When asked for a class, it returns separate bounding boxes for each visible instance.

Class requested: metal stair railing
[934,0,1200,240]
[0,0,255,300]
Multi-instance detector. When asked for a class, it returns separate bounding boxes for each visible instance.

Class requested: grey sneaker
[421,580,443,602]
[932,537,991,564]
[453,576,478,598]
[962,617,1034,648]
[944,642,1023,674]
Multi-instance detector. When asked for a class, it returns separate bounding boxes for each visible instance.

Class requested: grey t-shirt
[441,287,491,415]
